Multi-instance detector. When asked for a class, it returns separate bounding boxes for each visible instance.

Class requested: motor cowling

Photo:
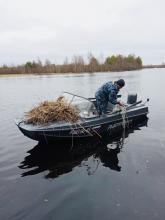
[127,93,137,104]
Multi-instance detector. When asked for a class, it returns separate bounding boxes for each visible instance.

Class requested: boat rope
[120,105,128,145]
[90,128,102,138]
[43,130,48,144]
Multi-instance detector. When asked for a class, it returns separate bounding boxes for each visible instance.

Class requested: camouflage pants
[95,94,108,115]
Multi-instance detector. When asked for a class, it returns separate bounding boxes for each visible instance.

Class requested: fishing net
[114,105,127,128]
[119,105,127,145]
[25,96,80,125]
[112,104,127,146]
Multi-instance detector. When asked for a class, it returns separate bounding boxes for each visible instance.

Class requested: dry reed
[25,96,80,125]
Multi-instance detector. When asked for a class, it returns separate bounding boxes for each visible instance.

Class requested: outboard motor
[127,93,137,104]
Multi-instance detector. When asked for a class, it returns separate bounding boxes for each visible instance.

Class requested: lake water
[0,69,165,220]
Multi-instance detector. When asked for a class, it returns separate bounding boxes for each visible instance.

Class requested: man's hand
[117,101,125,107]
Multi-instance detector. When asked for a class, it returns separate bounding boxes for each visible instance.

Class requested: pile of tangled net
[25,96,80,125]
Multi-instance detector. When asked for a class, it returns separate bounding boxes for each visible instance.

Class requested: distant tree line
[0,54,143,75]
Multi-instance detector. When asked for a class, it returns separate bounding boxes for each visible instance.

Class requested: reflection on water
[19,118,148,179]
[2,69,165,220]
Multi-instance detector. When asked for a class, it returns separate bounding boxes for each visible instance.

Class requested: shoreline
[0,66,164,77]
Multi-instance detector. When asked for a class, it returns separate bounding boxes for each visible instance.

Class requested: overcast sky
[0,0,164,65]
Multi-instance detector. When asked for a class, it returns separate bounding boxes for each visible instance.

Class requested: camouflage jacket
[95,81,119,105]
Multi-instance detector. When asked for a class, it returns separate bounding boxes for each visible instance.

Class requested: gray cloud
[0,0,164,65]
